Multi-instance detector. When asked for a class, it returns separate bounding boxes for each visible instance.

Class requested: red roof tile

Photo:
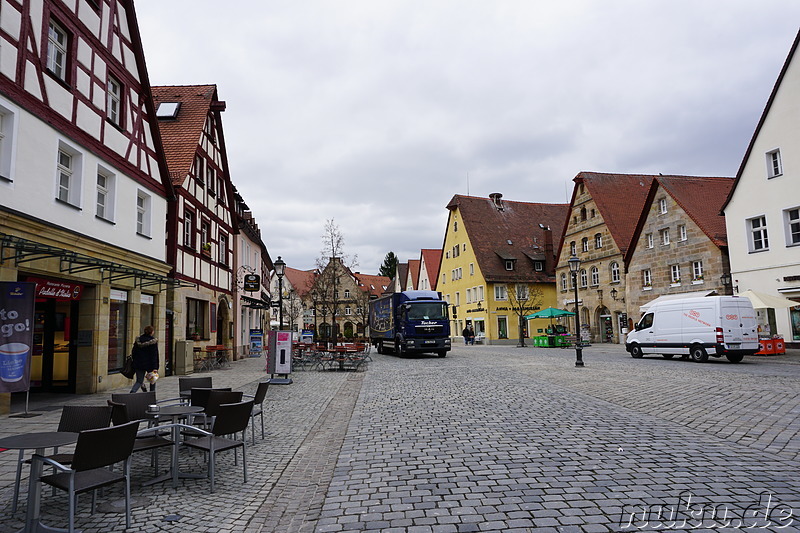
[447,194,569,283]
[407,259,421,290]
[354,273,391,298]
[151,84,217,185]
[420,248,443,289]
[655,176,733,247]
[284,266,317,297]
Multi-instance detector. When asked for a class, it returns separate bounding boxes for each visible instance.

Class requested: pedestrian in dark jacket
[129,325,159,393]
[462,326,470,345]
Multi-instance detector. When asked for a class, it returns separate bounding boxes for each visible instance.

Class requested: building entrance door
[31,299,77,392]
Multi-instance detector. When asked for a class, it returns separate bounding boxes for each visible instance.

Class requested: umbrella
[525,307,575,319]
[739,289,798,309]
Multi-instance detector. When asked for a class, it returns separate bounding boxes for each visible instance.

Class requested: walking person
[129,325,159,393]
[468,325,476,345]
[462,325,470,346]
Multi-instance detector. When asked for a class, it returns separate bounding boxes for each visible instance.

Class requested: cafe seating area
[291,342,371,372]
[0,375,274,532]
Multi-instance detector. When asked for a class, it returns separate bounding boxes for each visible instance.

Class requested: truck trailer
[368,290,451,357]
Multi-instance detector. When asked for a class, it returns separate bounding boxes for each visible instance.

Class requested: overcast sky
[135,1,800,273]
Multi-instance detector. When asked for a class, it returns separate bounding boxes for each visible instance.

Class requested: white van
[625,296,759,363]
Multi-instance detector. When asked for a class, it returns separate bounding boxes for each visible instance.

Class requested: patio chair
[36,420,140,532]
[11,405,112,515]
[182,400,254,492]
[179,376,213,402]
[107,400,172,476]
[109,391,157,423]
[244,381,270,444]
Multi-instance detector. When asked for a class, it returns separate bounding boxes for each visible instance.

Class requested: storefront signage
[110,289,128,301]
[141,294,154,305]
[243,274,260,291]
[0,282,35,393]
[28,277,83,301]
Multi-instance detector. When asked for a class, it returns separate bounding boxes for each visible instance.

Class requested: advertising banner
[0,282,36,393]
[249,328,264,356]
[266,330,292,374]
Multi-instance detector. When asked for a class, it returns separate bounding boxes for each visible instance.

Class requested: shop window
[108,290,128,372]
[186,298,207,339]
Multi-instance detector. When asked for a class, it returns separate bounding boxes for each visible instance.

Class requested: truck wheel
[437,350,447,358]
[690,345,708,363]
[395,337,406,357]
[726,353,744,363]
[630,345,643,358]
[662,354,674,359]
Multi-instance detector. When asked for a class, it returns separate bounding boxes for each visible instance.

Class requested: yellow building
[439,194,569,345]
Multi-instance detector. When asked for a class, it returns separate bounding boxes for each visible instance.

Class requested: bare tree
[507,283,544,347]
[312,219,357,345]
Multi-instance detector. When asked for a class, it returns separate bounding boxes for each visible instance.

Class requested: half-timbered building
[0,0,174,407]
[151,84,237,372]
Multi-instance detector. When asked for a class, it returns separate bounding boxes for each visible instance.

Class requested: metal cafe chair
[243,381,270,444]
[107,400,172,477]
[35,421,139,532]
[181,400,253,492]
[12,405,112,515]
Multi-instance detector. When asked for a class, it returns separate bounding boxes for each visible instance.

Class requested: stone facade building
[626,176,735,321]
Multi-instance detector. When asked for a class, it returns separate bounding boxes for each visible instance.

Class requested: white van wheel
[630,345,643,358]
[690,345,708,363]
[726,354,744,363]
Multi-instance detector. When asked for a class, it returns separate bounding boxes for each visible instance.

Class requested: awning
[639,290,717,312]
[739,289,798,309]
[241,295,269,309]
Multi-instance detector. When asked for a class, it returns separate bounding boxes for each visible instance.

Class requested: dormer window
[505,260,515,271]
[534,261,543,272]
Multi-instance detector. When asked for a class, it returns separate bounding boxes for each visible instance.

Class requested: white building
[722,29,800,347]
[0,0,174,403]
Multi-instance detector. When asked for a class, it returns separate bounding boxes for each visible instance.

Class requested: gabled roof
[354,273,391,298]
[447,194,569,283]
[722,28,800,212]
[396,263,408,291]
[151,84,220,185]
[624,175,733,265]
[284,266,317,298]
[420,248,443,289]
[569,172,655,256]
[407,259,421,290]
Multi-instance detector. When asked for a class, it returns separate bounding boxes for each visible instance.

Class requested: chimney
[489,192,504,211]
[541,224,554,274]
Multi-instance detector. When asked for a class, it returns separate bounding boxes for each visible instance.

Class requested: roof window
[156,102,180,119]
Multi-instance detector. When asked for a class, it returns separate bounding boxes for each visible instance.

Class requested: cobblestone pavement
[0,345,799,532]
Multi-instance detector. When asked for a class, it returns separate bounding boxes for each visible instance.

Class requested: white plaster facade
[724,30,800,345]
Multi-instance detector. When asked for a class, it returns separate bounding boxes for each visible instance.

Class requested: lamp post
[568,253,584,367]
[312,290,319,342]
[274,256,286,330]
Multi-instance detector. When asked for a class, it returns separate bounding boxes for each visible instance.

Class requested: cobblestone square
[1,345,799,532]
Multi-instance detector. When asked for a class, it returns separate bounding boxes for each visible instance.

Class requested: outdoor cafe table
[142,404,204,488]
[0,431,78,533]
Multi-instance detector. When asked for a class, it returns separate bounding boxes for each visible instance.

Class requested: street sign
[243,274,260,292]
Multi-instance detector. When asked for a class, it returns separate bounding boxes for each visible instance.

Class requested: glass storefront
[108,289,128,372]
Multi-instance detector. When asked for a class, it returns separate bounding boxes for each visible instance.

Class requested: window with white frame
[455,292,460,306]
[784,208,800,246]
[591,266,599,286]
[570,241,576,255]
[767,149,783,178]
[660,228,670,245]
[561,273,568,291]
[679,224,687,241]
[646,233,653,248]
[534,261,543,271]
[659,198,667,214]
[642,269,652,288]
[136,191,151,236]
[452,244,460,258]
[107,75,122,126]
[95,167,115,221]
[581,237,589,252]
[494,284,507,300]
[0,103,17,181]
[344,289,350,298]
[442,273,446,285]
[515,284,529,301]
[748,216,769,252]
[207,166,216,195]
[505,260,514,271]
[594,233,602,249]
[55,144,82,207]
[580,269,588,288]
[194,155,204,184]
[477,286,484,301]
[692,261,703,281]
[671,264,681,284]
[345,306,351,316]
[610,262,620,283]
[183,210,195,247]
[466,288,472,303]
[469,263,474,276]
[47,19,69,81]
[218,233,228,265]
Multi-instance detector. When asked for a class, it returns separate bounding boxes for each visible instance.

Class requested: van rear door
[720,299,757,350]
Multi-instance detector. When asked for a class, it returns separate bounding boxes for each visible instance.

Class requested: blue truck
[368,290,451,357]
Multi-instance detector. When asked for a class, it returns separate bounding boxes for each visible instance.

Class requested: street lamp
[610,287,624,303]
[274,256,286,330]
[311,290,319,341]
[568,253,584,367]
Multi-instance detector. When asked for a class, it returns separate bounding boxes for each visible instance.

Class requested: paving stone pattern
[1,346,799,532]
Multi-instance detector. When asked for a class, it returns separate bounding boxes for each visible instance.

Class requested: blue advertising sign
[0,282,35,393]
